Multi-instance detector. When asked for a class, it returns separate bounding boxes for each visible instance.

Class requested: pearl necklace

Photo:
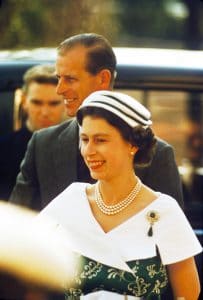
[95,178,142,215]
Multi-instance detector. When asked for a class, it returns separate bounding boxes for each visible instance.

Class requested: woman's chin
[90,171,103,181]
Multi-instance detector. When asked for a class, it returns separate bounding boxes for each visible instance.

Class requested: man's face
[56,46,110,117]
[23,82,66,131]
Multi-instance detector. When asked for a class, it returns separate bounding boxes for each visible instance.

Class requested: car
[0,47,203,289]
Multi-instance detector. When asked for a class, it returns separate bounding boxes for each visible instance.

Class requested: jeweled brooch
[146,210,160,237]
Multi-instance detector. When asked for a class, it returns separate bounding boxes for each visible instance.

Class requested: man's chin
[66,112,76,118]
[65,107,78,118]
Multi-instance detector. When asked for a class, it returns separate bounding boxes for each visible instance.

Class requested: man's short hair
[57,33,117,88]
[23,64,58,93]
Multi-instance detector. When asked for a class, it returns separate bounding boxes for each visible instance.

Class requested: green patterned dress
[64,253,168,299]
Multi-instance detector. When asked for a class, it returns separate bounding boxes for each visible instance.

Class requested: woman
[39,91,202,299]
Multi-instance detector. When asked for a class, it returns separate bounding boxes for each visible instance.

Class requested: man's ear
[21,92,28,111]
[99,69,112,89]
[13,89,27,130]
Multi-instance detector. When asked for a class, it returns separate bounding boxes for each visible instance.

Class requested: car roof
[1,47,203,91]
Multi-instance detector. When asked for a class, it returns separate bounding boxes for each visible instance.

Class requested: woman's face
[80,115,136,181]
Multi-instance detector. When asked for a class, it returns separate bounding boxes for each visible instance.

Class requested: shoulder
[30,119,77,143]
[0,127,31,148]
[151,193,181,214]
[0,132,13,147]
[144,193,186,234]
[40,182,88,218]
[0,129,19,144]
[35,119,75,138]
[151,192,194,237]
[155,137,173,152]
[150,194,202,264]
[47,182,87,205]
[61,182,88,195]
[152,137,175,162]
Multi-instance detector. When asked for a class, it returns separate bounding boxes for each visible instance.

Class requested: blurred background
[1,0,203,50]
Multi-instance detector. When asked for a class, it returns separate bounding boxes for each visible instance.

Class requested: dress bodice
[64,253,168,299]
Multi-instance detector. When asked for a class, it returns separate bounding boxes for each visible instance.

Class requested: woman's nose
[84,141,96,156]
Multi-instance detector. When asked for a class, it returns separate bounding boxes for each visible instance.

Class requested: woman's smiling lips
[86,160,105,170]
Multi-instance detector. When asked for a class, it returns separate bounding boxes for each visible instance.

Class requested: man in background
[0,64,66,199]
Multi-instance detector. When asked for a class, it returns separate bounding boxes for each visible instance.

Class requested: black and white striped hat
[79,90,152,128]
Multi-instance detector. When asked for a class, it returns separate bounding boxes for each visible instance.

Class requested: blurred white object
[81,291,141,299]
[0,201,77,291]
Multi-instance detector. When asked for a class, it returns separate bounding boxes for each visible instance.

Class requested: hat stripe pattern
[106,95,149,122]
[80,91,152,128]
[90,99,148,127]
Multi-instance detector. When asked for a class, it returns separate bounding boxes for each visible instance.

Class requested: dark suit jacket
[0,126,32,200]
[10,119,183,210]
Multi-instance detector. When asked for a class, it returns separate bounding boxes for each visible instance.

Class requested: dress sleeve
[153,195,202,265]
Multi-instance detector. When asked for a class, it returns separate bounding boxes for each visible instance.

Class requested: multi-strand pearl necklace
[95,178,142,215]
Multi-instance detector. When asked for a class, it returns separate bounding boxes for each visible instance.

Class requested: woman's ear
[130,145,139,156]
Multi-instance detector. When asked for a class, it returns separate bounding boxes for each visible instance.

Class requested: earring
[130,151,134,155]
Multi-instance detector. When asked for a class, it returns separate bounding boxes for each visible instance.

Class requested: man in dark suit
[10,33,183,210]
[0,64,66,200]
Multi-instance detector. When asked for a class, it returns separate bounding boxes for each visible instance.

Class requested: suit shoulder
[33,119,74,141]
[155,137,173,151]
[0,127,31,147]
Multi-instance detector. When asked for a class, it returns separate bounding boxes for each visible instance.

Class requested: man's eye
[30,100,42,106]
[65,77,76,83]
[49,101,62,106]
[81,137,88,143]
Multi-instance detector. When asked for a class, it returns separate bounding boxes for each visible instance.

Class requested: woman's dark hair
[77,106,157,167]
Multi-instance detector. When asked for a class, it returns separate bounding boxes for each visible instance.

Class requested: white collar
[39,183,162,272]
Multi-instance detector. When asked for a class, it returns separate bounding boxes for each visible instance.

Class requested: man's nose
[40,105,50,116]
[56,78,67,95]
